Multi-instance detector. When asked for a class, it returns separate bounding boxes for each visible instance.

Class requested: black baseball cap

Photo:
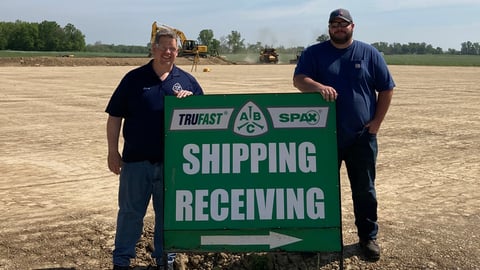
[329,8,353,23]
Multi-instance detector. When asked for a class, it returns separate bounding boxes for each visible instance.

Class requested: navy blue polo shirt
[294,40,395,148]
[106,60,204,163]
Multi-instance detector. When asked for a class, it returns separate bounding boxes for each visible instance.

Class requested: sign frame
[163,93,343,254]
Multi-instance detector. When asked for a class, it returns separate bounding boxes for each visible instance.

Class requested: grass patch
[220,53,480,66]
[1,50,480,66]
[0,50,146,58]
[383,54,480,66]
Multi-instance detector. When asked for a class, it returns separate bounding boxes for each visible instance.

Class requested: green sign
[164,93,340,252]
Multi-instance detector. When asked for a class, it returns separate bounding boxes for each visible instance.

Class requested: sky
[1,0,479,51]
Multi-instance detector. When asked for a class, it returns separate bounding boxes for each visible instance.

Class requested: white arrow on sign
[200,231,302,249]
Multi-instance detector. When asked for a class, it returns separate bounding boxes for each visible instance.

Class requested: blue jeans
[113,161,170,266]
[338,129,379,241]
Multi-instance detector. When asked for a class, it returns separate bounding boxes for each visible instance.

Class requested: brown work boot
[359,239,381,261]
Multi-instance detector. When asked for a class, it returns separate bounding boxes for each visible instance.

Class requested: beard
[329,29,353,45]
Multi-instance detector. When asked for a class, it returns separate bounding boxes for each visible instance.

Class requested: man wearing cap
[293,8,395,261]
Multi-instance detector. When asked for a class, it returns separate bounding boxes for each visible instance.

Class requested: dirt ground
[0,58,479,270]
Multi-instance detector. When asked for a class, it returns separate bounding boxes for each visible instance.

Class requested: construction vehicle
[259,48,279,64]
[150,22,208,57]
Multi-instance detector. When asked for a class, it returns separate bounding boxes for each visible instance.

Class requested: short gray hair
[154,29,178,44]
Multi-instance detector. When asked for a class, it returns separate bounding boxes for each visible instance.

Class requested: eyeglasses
[155,44,177,52]
[329,21,351,28]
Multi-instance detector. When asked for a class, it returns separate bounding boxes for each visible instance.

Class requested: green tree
[0,22,13,49]
[316,34,329,43]
[372,42,391,54]
[209,39,220,56]
[9,20,38,50]
[62,23,85,51]
[38,21,63,50]
[247,42,263,53]
[198,29,213,46]
[461,41,480,55]
[226,30,245,53]
[198,29,219,55]
[0,20,86,51]
[474,43,480,55]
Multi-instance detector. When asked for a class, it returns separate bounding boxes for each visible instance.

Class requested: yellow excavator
[150,21,208,57]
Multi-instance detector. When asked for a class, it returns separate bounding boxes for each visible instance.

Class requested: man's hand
[108,151,123,175]
[293,74,337,102]
[319,86,338,102]
[365,120,381,134]
[174,90,193,98]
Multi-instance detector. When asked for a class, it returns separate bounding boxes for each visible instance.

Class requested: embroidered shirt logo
[172,83,183,92]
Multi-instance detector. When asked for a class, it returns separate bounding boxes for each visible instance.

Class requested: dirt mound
[0,56,233,67]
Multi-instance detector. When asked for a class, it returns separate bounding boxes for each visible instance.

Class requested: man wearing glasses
[106,29,204,270]
[293,8,395,261]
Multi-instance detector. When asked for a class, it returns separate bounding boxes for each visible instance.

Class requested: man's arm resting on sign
[293,74,338,102]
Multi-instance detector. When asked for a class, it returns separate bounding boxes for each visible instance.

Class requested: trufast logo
[267,107,329,128]
[170,108,234,130]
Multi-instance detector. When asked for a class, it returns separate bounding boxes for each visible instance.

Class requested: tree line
[1,20,479,56]
[0,20,85,51]
[371,41,480,55]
